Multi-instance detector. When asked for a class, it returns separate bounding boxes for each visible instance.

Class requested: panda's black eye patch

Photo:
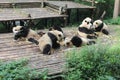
[15,29,17,31]
[58,34,61,37]
[96,22,98,24]
[66,42,70,45]
[85,20,87,22]
[87,22,89,24]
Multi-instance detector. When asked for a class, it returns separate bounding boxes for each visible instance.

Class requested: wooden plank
[0,8,67,21]
[0,0,47,4]
[113,0,120,18]
[46,1,95,9]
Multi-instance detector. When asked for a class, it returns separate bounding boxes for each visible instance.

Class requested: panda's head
[12,25,23,34]
[82,17,93,25]
[80,17,94,29]
[13,26,29,40]
[57,37,72,47]
[49,30,65,42]
[93,20,103,28]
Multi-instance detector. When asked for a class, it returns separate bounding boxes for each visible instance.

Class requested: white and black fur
[28,30,65,55]
[93,20,109,35]
[77,17,97,39]
[12,26,41,41]
[59,35,95,47]
[49,25,63,33]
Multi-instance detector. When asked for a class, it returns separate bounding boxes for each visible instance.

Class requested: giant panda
[58,35,95,47]
[77,17,97,39]
[93,19,109,35]
[28,30,65,55]
[12,25,43,41]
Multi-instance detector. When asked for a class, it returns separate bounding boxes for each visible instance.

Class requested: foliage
[0,59,48,80]
[104,17,120,25]
[95,0,114,19]
[74,0,115,19]
[64,43,120,80]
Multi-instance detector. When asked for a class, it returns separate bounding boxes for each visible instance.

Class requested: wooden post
[66,9,71,25]
[76,9,79,22]
[113,0,120,18]
[64,17,67,26]
[44,18,47,27]
[51,18,54,26]
[13,21,16,27]
[92,0,95,6]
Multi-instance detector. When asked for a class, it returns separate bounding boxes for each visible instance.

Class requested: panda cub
[28,30,65,55]
[59,36,95,47]
[93,20,109,35]
[77,17,97,39]
[12,26,42,41]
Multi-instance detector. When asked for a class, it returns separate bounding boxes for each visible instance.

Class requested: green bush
[0,59,48,80]
[94,0,114,19]
[74,0,114,19]
[64,44,120,80]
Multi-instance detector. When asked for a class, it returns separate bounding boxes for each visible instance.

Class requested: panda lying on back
[59,35,95,47]
[77,17,97,39]
[12,26,43,41]
[28,30,65,55]
[93,19,109,35]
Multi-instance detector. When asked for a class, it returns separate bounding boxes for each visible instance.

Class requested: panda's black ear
[49,27,53,31]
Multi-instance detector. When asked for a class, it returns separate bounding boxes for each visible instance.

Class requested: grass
[104,17,120,25]
[0,59,48,80]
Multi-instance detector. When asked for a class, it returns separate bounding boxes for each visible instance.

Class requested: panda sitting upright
[12,25,43,41]
[93,19,109,36]
[28,30,65,55]
[77,17,97,39]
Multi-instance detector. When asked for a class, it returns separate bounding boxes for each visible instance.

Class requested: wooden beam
[113,0,120,18]
[76,9,79,22]
[66,9,71,25]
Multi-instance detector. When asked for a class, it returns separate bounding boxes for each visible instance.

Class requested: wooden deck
[0,1,95,21]
[0,0,47,4]
[0,8,67,21]
[46,1,95,9]
[0,32,67,75]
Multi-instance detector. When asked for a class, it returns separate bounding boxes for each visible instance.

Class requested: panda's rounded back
[38,33,52,51]
[27,29,40,39]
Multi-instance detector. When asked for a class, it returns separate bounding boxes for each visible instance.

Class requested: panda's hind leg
[87,41,96,45]
[43,44,51,55]
[87,35,97,39]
